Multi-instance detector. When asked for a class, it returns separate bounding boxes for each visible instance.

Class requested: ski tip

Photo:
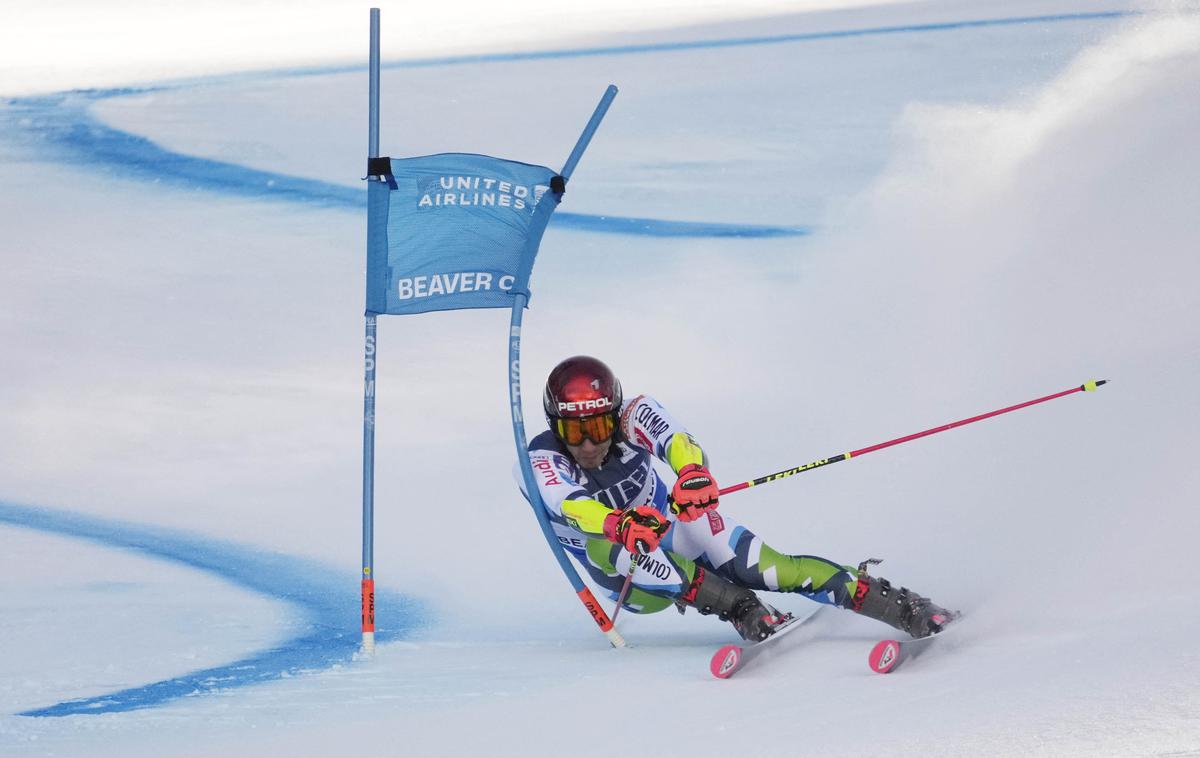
[711,644,743,679]
[868,639,902,674]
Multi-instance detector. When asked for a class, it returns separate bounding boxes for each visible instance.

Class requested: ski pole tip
[1083,379,1108,392]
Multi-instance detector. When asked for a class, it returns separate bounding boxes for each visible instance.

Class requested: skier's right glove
[603,506,671,555]
[670,463,719,522]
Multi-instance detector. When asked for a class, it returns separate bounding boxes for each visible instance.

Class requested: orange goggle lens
[554,414,616,445]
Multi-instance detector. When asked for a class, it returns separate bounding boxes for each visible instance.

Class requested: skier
[520,355,955,643]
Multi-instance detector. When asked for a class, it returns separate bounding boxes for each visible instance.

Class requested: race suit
[519,394,861,614]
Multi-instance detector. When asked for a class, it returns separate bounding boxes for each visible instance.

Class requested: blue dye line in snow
[2,91,364,210]
[0,90,807,239]
[554,211,806,238]
[375,10,1136,69]
[0,10,1131,240]
[154,10,1134,84]
[0,501,423,717]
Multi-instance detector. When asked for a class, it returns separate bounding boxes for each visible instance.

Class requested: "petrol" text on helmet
[558,398,614,412]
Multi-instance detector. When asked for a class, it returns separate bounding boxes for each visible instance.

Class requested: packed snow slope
[2,1,1198,756]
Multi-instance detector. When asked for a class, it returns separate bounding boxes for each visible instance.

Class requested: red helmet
[543,356,623,445]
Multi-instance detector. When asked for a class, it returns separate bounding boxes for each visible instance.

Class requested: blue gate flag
[366,153,562,316]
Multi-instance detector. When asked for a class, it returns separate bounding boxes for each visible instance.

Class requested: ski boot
[850,560,955,639]
[677,567,784,642]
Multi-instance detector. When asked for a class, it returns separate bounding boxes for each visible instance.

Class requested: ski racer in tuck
[520,355,955,642]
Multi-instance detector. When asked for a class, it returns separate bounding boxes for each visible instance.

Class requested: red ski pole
[719,380,1107,496]
[610,560,637,625]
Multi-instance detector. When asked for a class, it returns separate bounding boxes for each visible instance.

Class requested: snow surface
[2,0,1199,755]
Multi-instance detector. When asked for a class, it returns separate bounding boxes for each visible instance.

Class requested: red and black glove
[603,506,671,555]
[670,463,720,522]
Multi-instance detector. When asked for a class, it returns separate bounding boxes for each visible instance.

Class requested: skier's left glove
[603,506,671,555]
[670,463,719,522]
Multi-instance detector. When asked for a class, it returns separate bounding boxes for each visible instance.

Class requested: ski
[868,613,962,674]
[710,607,826,679]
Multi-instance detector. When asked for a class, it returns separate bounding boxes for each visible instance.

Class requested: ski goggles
[553,413,617,446]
